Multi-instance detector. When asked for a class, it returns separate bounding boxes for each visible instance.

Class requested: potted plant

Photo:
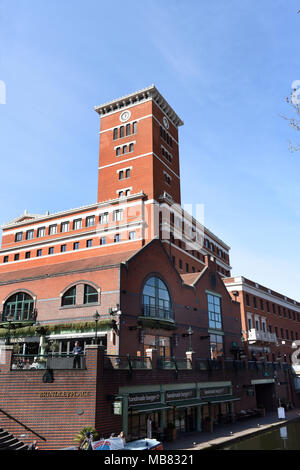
[74,426,99,450]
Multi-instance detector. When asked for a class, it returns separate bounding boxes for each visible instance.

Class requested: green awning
[129,403,173,413]
[167,399,208,409]
[206,395,240,404]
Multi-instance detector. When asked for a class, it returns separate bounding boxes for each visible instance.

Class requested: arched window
[3,292,34,321]
[61,286,76,306]
[83,285,98,304]
[142,276,173,320]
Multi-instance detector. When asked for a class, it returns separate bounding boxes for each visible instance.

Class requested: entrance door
[255,383,276,411]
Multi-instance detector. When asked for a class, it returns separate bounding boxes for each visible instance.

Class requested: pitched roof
[180,267,208,286]
[0,249,139,285]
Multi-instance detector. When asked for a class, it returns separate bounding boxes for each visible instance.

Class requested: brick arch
[2,288,37,306]
[140,272,173,316]
[60,280,101,297]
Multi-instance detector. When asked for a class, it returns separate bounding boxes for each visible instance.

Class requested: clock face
[163,116,169,129]
[120,110,131,122]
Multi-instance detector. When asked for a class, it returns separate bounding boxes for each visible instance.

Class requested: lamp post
[93,311,100,345]
[188,326,193,352]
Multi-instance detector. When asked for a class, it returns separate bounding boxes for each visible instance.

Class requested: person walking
[27,440,38,450]
[72,341,82,369]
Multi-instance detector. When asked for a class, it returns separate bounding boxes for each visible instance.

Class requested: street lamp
[93,311,100,344]
[188,326,194,352]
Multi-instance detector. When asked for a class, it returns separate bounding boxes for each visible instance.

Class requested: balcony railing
[142,305,174,321]
[248,328,277,343]
[104,355,152,370]
[11,353,86,370]
[1,309,38,323]
[157,357,192,370]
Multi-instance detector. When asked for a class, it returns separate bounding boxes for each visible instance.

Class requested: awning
[129,403,173,413]
[167,399,208,409]
[206,395,240,404]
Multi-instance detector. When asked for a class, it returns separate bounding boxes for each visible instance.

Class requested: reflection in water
[223,421,300,450]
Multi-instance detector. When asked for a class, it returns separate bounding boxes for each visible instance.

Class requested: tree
[283,82,300,152]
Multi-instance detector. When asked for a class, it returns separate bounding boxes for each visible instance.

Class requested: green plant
[74,426,99,448]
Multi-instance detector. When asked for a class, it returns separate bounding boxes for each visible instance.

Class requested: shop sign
[113,401,122,415]
[128,392,161,405]
[200,386,230,398]
[166,389,196,401]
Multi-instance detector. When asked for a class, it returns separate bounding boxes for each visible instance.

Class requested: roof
[180,267,208,286]
[0,249,140,285]
[94,85,184,128]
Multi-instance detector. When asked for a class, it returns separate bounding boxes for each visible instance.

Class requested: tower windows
[86,215,95,227]
[113,128,118,140]
[15,232,23,242]
[49,224,57,235]
[113,121,137,140]
[120,126,124,138]
[115,142,134,156]
[26,230,34,240]
[99,212,109,224]
[37,227,46,238]
[73,219,82,230]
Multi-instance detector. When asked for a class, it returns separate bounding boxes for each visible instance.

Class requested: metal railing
[142,305,174,321]
[0,408,46,442]
[11,353,86,370]
[104,355,152,370]
[1,309,38,323]
[157,357,192,370]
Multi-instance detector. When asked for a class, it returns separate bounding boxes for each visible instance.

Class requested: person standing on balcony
[72,341,82,369]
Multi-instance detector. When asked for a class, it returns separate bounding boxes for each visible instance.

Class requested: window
[114,233,120,243]
[73,242,79,250]
[15,232,23,242]
[126,123,131,136]
[260,299,264,310]
[3,292,34,321]
[86,216,95,227]
[125,189,130,196]
[119,126,124,138]
[118,191,124,198]
[25,251,31,259]
[245,294,250,306]
[61,286,76,306]
[37,249,42,257]
[37,227,45,238]
[179,259,183,269]
[129,143,134,152]
[142,276,172,320]
[61,222,69,233]
[86,239,93,248]
[49,224,57,235]
[247,317,252,330]
[253,297,257,308]
[122,145,127,154]
[3,256,8,263]
[116,147,121,156]
[266,301,270,312]
[278,306,281,316]
[99,212,108,224]
[73,219,82,230]
[83,285,98,304]
[272,304,276,314]
[113,210,123,222]
[164,173,171,185]
[113,128,118,140]
[185,263,189,272]
[119,170,124,180]
[61,244,67,252]
[26,230,34,240]
[48,247,54,255]
[210,334,224,360]
[129,231,136,240]
[207,294,222,330]
[100,237,106,245]
[132,121,137,134]
[143,334,171,357]
[14,253,19,261]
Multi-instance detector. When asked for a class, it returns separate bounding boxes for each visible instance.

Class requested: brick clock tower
[95,85,183,206]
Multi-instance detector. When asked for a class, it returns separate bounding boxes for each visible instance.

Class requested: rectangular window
[37,249,42,257]
[113,128,118,140]
[61,244,67,252]
[73,219,82,230]
[113,210,123,222]
[100,237,106,245]
[132,121,137,134]
[73,242,79,250]
[129,143,134,152]
[25,251,31,259]
[129,231,136,240]
[210,334,224,360]
[245,294,250,306]
[247,317,252,330]
[119,170,124,180]
[26,230,34,240]
[3,256,8,263]
[122,145,127,154]
[61,222,69,233]
[114,233,120,243]
[126,168,131,178]
[118,191,124,198]
[15,232,23,242]
[126,123,131,136]
[48,247,54,255]
[125,189,130,196]
[253,297,257,308]
[116,147,121,156]
[86,215,95,227]
[207,294,222,330]
[37,227,46,238]
[86,239,93,248]
[272,304,276,314]
[266,301,270,312]
[49,224,57,235]
[260,299,264,310]
[119,126,124,138]
[99,212,108,224]
[14,253,19,261]
[179,259,183,269]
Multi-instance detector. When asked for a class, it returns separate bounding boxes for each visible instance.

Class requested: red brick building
[0,86,296,449]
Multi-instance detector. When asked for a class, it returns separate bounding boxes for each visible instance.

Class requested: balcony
[142,305,174,322]
[1,309,38,324]
[247,328,277,344]
[104,355,152,370]
[11,353,86,370]
[157,357,192,370]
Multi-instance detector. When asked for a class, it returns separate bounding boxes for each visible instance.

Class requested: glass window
[116,147,121,156]
[122,145,127,154]
[126,123,131,136]
[119,126,124,138]
[129,143,134,152]
[15,232,23,242]
[61,286,76,306]
[26,230,34,240]
[25,251,31,259]
[14,253,19,261]
[37,227,45,238]
[114,233,120,243]
[73,219,82,230]
[3,292,35,321]
[37,249,42,257]
[143,334,171,357]
[86,215,95,227]
[3,256,8,263]
[129,231,136,240]
[113,210,123,222]
[86,239,93,248]
[207,294,222,330]
[49,224,57,235]
[132,121,137,134]
[83,285,98,304]
[118,191,124,198]
[142,277,172,320]
[61,222,69,233]
[126,169,131,178]
[113,128,118,140]
[210,334,224,360]
[61,244,67,252]
[119,170,124,180]
[99,212,108,224]
[73,242,79,250]
[100,237,106,245]
[48,247,54,255]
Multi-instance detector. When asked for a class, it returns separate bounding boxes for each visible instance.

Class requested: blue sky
[0,0,299,300]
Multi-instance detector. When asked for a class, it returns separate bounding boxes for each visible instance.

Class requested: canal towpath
[163,409,300,450]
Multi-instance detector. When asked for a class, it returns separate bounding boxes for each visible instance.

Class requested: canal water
[223,420,300,450]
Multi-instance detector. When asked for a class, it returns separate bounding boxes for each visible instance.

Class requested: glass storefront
[143,334,171,357]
